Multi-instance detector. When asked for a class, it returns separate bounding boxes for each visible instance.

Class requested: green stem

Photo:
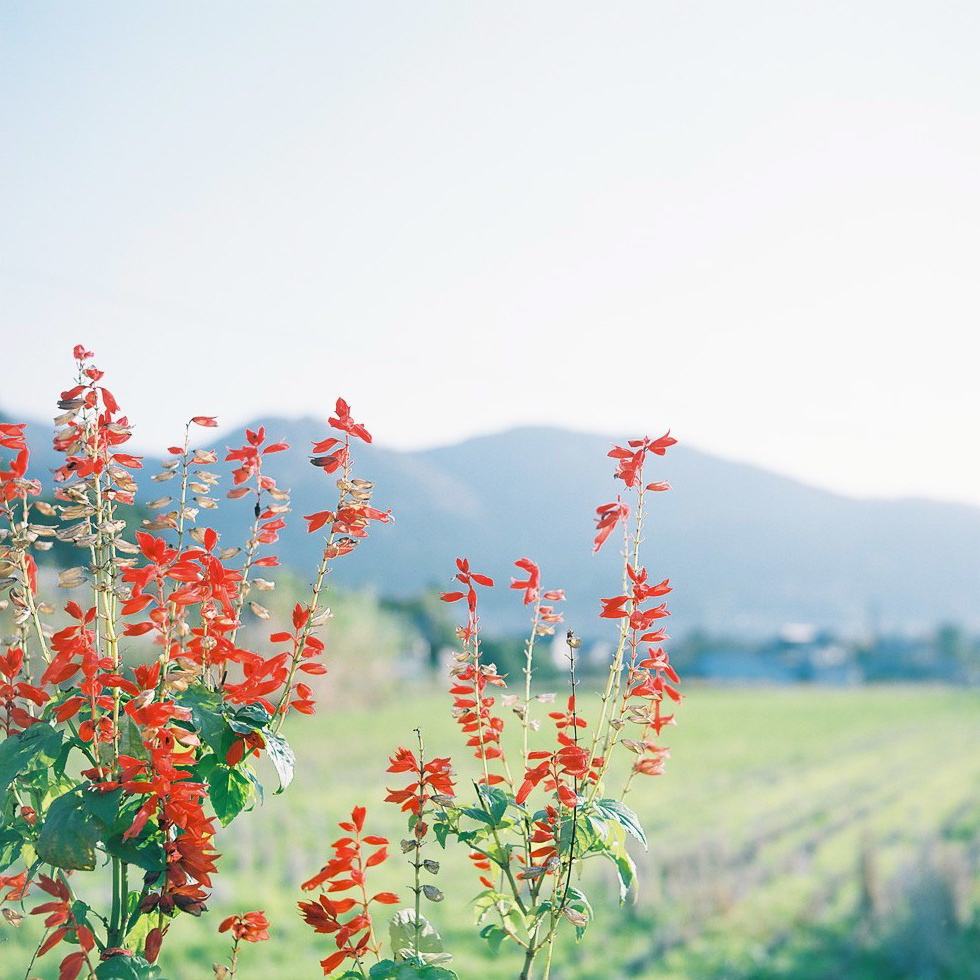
[413,728,424,958]
[108,856,122,947]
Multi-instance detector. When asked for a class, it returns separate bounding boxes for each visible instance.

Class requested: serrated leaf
[263,730,295,794]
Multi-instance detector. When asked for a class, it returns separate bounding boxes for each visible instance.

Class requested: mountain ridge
[3,410,978,637]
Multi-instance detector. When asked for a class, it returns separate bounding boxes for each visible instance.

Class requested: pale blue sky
[3,2,978,505]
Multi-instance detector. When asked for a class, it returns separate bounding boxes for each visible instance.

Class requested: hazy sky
[3,2,978,506]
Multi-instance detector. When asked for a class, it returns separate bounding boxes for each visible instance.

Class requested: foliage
[1,347,683,980]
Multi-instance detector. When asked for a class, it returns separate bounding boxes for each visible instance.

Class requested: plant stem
[413,728,425,958]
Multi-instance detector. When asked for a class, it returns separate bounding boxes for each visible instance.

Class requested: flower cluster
[594,436,682,780]
[0,346,389,973]
[298,807,399,976]
[385,745,456,816]
[442,560,511,786]
[29,874,97,980]
[3,346,684,980]
[516,694,599,810]
[218,909,270,943]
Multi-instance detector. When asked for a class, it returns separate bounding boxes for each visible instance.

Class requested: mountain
[4,410,979,637]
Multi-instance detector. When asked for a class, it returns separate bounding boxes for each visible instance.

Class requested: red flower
[384,746,456,816]
[218,910,270,943]
[299,809,395,975]
[593,498,630,554]
[329,398,372,443]
[510,558,541,605]
[608,432,676,488]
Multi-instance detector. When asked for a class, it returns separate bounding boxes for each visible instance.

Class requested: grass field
[4,683,979,980]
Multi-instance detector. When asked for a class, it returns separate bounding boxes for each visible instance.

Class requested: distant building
[693,624,861,685]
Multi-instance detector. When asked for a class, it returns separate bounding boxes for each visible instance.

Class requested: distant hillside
[4,410,979,637]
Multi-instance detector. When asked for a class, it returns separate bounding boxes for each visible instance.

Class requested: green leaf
[369,963,457,980]
[389,908,453,966]
[505,907,525,939]
[479,924,507,955]
[175,686,227,752]
[95,959,141,980]
[240,764,265,805]
[262,730,295,794]
[558,814,601,859]
[192,751,218,781]
[226,702,271,735]
[459,806,492,825]
[593,799,648,849]
[104,829,165,874]
[562,885,594,940]
[116,715,145,762]
[471,888,501,925]
[0,826,25,871]
[35,789,103,870]
[95,954,167,980]
[124,914,153,964]
[477,785,509,825]
[207,764,252,826]
[52,737,74,780]
[0,722,62,799]
[601,828,637,904]
[82,786,122,828]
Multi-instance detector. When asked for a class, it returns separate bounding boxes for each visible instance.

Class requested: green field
[4,684,979,980]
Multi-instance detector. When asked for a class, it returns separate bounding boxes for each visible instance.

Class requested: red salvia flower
[384,746,456,816]
[218,910,270,943]
[593,498,630,554]
[510,557,541,605]
[299,808,397,976]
